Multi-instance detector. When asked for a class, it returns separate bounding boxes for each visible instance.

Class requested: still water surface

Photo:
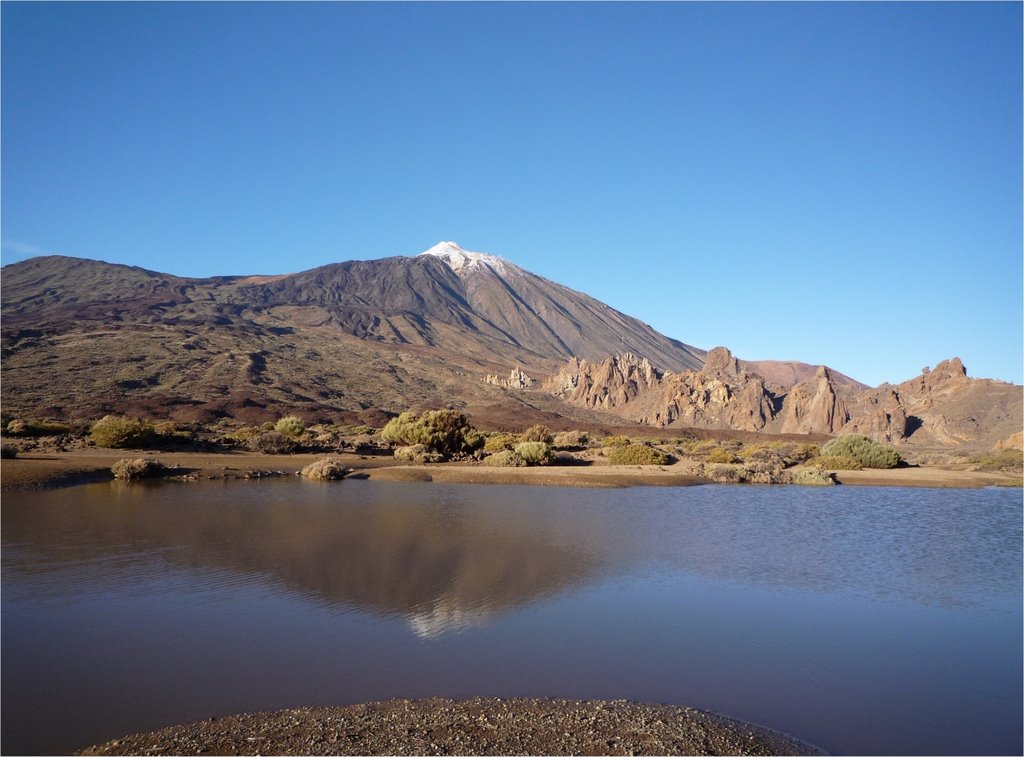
[2,480,1021,755]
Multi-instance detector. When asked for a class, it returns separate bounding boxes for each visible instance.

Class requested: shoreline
[75,697,825,756]
[2,448,1018,491]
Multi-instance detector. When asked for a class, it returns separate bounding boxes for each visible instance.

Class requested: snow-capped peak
[418,241,513,276]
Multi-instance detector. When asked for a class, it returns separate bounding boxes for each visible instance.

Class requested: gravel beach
[76,698,824,756]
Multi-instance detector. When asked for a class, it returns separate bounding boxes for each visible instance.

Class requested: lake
[2,480,1021,755]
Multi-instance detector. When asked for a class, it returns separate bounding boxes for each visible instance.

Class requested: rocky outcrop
[779,367,850,435]
[543,353,661,411]
[485,367,534,389]
[545,351,1022,448]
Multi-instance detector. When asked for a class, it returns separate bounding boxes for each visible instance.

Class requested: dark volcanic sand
[77,698,823,756]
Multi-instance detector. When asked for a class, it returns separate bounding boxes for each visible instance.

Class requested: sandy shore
[1,448,1018,491]
[76,697,823,756]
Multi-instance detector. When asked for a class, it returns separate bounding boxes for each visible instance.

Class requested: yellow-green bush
[789,468,836,486]
[380,410,483,455]
[553,430,589,449]
[607,443,669,466]
[393,444,445,463]
[969,449,1023,471]
[483,449,527,467]
[602,435,631,447]
[807,455,863,470]
[514,441,554,465]
[90,416,156,449]
[705,447,738,464]
[820,434,901,469]
[274,415,306,438]
[520,425,554,444]
[483,432,518,453]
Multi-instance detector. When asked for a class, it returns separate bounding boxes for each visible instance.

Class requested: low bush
[381,410,483,455]
[520,425,554,444]
[607,443,670,466]
[820,434,901,469]
[602,435,631,447]
[705,464,743,483]
[483,432,518,453]
[247,431,296,454]
[807,455,863,470]
[0,445,17,459]
[111,457,167,480]
[514,441,555,465]
[969,449,1023,471]
[705,447,738,464]
[553,430,589,449]
[787,443,821,463]
[483,449,527,467]
[301,458,348,480]
[274,415,306,438]
[394,444,445,463]
[789,468,836,486]
[90,416,156,449]
[6,418,72,437]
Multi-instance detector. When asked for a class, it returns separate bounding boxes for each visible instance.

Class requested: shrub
[274,415,306,438]
[705,464,743,483]
[553,430,590,449]
[1,445,17,459]
[90,416,156,449]
[705,447,738,464]
[602,435,631,447]
[483,432,518,453]
[6,419,71,437]
[520,424,554,444]
[787,443,821,463]
[808,455,863,471]
[247,431,295,454]
[514,441,555,465]
[821,434,901,469]
[301,458,348,480]
[789,468,836,486]
[394,444,445,463]
[380,410,483,455]
[607,443,670,466]
[969,449,1023,472]
[483,449,527,467]
[111,457,167,480]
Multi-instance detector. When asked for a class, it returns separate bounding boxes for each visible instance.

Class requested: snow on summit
[418,241,514,276]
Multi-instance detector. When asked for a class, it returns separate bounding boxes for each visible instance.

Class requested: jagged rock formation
[485,367,534,389]
[546,349,1022,448]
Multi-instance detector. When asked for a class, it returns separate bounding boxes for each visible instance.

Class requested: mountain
[0,242,702,426]
[544,349,1022,448]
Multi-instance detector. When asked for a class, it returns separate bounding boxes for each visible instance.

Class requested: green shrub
[301,458,348,480]
[705,447,737,464]
[380,410,483,455]
[514,441,555,465]
[483,432,518,453]
[0,445,17,459]
[553,430,589,449]
[520,424,554,444]
[247,431,295,454]
[790,468,836,486]
[111,457,167,480]
[394,444,445,463]
[820,434,901,469]
[90,416,156,449]
[6,418,71,437]
[969,449,1023,471]
[608,443,670,466]
[274,415,306,438]
[483,449,527,467]
[788,443,821,463]
[602,435,631,447]
[808,455,863,471]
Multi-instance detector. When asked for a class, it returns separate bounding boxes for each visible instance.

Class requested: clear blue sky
[3,2,1021,387]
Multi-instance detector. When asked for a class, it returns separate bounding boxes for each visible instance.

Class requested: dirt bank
[2,448,1018,491]
[76,697,823,756]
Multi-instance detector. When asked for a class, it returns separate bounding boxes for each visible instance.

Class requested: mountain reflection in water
[2,479,610,637]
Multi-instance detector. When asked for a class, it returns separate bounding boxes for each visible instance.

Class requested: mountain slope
[0,242,703,423]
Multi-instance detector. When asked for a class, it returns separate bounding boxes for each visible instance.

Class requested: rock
[484,366,534,389]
